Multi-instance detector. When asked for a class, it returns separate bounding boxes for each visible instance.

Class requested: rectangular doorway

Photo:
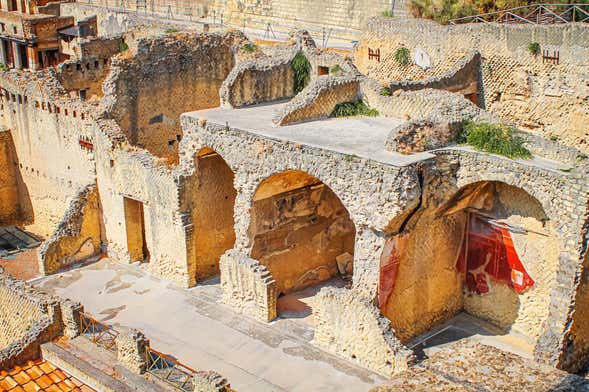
[123,197,149,262]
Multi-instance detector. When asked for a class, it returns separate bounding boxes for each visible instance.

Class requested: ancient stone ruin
[0,1,589,391]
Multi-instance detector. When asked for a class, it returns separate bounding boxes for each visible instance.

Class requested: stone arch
[182,147,237,286]
[247,169,356,311]
[379,179,561,356]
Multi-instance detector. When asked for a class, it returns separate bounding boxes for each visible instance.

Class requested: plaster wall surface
[0,75,96,237]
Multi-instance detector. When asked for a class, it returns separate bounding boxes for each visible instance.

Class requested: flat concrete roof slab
[185,102,435,167]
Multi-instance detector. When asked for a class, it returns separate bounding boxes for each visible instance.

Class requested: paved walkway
[35,259,387,392]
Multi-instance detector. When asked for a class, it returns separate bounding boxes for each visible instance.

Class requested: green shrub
[528,42,541,56]
[242,43,258,53]
[0,63,8,71]
[394,47,411,66]
[457,121,531,159]
[329,64,341,74]
[382,9,394,17]
[165,28,179,34]
[408,0,574,24]
[292,53,311,94]
[380,87,391,96]
[119,41,129,52]
[331,100,379,118]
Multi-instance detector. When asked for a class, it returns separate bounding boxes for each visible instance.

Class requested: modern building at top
[0,0,96,70]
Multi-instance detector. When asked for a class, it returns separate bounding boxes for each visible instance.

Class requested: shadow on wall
[379,180,556,349]
[0,130,34,227]
[247,170,356,295]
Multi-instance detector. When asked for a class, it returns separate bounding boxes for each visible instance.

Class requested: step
[41,338,171,392]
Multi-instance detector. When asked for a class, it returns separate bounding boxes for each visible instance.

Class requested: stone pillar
[116,327,149,374]
[352,225,387,299]
[60,299,84,338]
[26,47,37,71]
[0,40,6,65]
[193,371,230,392]
[219,249,277,322]
[12,42,22,69]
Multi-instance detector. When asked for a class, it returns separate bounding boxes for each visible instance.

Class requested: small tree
[528,42,541,56]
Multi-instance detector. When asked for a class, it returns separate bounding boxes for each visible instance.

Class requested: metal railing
[79,312,119,352]
[145,346,197,391]
[449,3,589,25]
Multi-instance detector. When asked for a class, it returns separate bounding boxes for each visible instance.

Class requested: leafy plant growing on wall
[331,100,379,118]
[394,47,411,66]
[382,9,394,17]
[242,43,258,53]
[119,41,129,52]
[380,87,391,96]
[329,65,341,75]
[292,53,311,94]
[0,63,8,71]
[528,42,541,56]
[457,121,531,159]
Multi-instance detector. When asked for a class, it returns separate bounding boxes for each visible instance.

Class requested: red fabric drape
[458,214,534,295]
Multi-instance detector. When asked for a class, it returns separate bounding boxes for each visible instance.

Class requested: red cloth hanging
[458,214,534,295]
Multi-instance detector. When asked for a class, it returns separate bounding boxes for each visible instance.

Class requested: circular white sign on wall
[414,48,432,69]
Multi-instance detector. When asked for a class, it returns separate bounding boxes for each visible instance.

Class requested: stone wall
[178,150,237,285]
[219,250,278,322]
[274,75,361,125]
[388,50,481,103]
[313,287,414,376]
[356,18,589,151]
[0,128,26,224]
[0,270,63,368]
[0,72,97,238]
[101,32,237,162]
[250,177,355,294]
[208,0,392,31]
[38,185,103,275]
[220,54,296,108]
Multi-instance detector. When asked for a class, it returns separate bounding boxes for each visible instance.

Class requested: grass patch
[457,122,531,159]
[331,100,379,118]
[292,53,311,94]
[242,43,258,53]
[165,28,179,34]
[394,47,411,66]
[382,9,394,17]
[380,87,391,96]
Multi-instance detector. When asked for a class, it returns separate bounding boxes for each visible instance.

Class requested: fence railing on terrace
[449,3,589,25]
[79,312,119,351]
[145,346,197,391]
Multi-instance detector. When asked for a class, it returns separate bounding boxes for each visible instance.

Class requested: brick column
[115,327,149,374]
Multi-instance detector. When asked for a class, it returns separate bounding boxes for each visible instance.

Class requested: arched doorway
[248,170,356,321]
[378,180,559,357]
[185,147,237,284]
